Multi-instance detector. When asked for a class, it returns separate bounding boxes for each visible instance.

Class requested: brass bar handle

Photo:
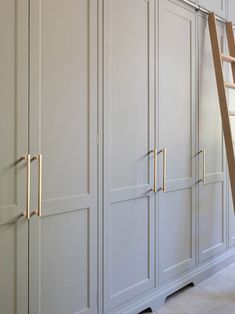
[199,149,206,183]
[158,149,167,192]
[31,154,42,217]
[37,154,42,217]
[153,148,157,193]
[149,149,157,193]
[23,154,31,220]
[162,148,167,192]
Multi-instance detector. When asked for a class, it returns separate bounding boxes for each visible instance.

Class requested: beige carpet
[157,263,235,314]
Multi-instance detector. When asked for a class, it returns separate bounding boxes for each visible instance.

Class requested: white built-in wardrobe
[1,0,235,313]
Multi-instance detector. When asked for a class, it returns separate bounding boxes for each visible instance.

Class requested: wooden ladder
[208,12,235,213]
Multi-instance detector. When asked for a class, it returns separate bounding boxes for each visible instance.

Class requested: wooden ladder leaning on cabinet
[208,12,235,214]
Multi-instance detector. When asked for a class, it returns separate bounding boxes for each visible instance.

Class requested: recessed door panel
[29,1,98,313]
[0,1,28,313]
[110,199,150,296]
[40,210,89,314]
[103,0,155,310]
[199,182,224,260]
[107,0,151,190]
[229,186,235,246]
[0,225,15,314]
[159,11,192,181]
[158,0,196,283]
[40,0,89,199]
[159,189,193,276]
[198,15,226,262]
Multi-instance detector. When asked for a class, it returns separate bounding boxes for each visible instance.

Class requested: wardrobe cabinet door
[198,0,226,18]
[0,1,29,314]
[158,0,196,283]
[198,16,226,263]
[103,0,155,310]
[228,27,235,247]
[29,1,98,314]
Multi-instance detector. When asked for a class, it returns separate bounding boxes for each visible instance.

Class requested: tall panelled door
[228,19,235,247]
[103,0,155,311]
[0,1,29,314]
[158,0,196,283]
[29,1,98,314]
[198,15,226,262]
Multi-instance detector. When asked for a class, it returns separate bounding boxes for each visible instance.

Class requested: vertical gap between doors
[27,1,30,314]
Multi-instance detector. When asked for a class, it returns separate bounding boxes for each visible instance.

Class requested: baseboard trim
[110,248,235,314]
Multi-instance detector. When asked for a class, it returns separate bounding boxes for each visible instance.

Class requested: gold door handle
[162,148,167,192]
[158,148,167,192]
[199,149,206,183]
[31,154,42,217]
[149,148,157,193]
[37,154,42,217]
[153,148,157,192]
[23,154,31,220]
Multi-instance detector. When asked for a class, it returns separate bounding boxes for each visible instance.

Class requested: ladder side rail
[226,21,235,213]
[226,22,235,82]
[208,13,235,213]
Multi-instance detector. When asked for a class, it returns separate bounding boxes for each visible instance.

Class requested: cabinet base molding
[104,249,235,314]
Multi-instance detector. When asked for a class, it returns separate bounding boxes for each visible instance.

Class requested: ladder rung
[221,53,235,63]
[225,82,235,89]
[229,111,235,116]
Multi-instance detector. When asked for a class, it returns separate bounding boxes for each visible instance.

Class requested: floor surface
[156,263,235,314]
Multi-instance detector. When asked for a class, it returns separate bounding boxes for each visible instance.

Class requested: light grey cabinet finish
[228,0,235,23]
[198,0,226,17]
[29,1,98,313]
[0,1,29,314]
[229,188,235,246]
[228,28,235,246]
[229,131,235,246]
[103,0,155,310]
[158,0,196,283]
[2,1,235,314]
[198,16,227,262]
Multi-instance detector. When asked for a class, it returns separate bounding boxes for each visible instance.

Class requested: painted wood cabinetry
[228,6,235,248]
[158,0,196,283]
[229,189,235,246]
[103,0,232,312]
[1,1,235,314]
[103,0,155,310]
[28,1,98,313]
[0,1,28,314]
[198,15,227,262]
[0,1,98,314]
